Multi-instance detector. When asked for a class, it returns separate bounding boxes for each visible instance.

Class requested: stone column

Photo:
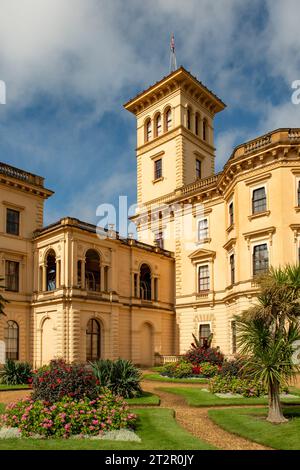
[100,265,105,292]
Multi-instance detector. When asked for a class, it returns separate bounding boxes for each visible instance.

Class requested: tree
[0,277,7,316]
[235,265,300,424]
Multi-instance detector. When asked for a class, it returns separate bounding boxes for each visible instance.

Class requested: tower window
[155,232,164,249]
[155,114,162,136]
[154,159,162,180]
[195,113,199,136]
[229,202,234,226]
[230,254,235,285]
[198,265,210,292]
[145,119,152,142]
[253,244,269,276]
[187,109,191,130]
[166,108,172,131]
[6,209,20,236]
[297,180,300,207]
[252,187,267,214]
[196,159,201,179]
[203,119,207,141]
[140,264,152,300]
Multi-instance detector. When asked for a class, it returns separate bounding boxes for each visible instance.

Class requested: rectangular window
[134,273,138,297]
[196,159,201,179]
[230,254,235,285]
[199,323,211,347]
[252,187,267,214]
[5,261,19,292]
[229,202,234,226]
[231,321,237,354]
[253,244,269,276]
[154,278,158,301]
[6,209,20,236]
[154,159,162,180]
[155,232,164,249]
[297,181,300,207]
[198,219,208,241]
[198,265,210,292]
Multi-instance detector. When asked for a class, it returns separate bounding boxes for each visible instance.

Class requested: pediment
[189,248,216,262]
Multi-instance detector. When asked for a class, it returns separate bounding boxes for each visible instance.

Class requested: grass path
[142,380,271,450]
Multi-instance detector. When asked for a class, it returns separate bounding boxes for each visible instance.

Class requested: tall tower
[124,66,226,248]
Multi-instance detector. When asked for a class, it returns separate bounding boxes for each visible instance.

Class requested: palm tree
[235,264,300,424]
[0,277,7,316]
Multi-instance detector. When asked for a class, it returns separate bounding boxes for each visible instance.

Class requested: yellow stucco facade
[1,66,300,365]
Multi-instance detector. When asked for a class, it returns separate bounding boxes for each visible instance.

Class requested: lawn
[159,387,300,407]
[0,407,215,450]
[143,373,208,384]
[208,406,300,450]
[0,384,30,391]
[126,391,160,406]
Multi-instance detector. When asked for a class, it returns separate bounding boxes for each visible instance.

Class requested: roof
[124,66,226,115]
[0,161,54,197]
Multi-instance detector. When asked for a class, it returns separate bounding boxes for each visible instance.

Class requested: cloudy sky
[0,0,300,226]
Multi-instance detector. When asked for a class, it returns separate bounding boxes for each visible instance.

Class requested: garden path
[141,379,271,451]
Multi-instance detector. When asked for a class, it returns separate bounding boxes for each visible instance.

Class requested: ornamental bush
[0,360,32,385]
[160,361,193,378]
[91,359,142,398]
[32,359,99,403]
[218,358,245,378]
[184,346,224,366]
[198,362,220,378]
[0,390,136,439]
[209,375,288,398]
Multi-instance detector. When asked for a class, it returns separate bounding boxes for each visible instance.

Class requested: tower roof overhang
[124,66,226,116]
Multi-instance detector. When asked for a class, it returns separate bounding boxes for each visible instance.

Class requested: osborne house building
[0,66,300,367]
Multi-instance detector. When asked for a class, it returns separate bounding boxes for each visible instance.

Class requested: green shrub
[0,360,32,385]
[0,389,136,439]
[32,359,99,403]
[199,362,220,378]
[185,346,224,366]
[209,375,288,397]
[218,358,245,377]
[91,359,142,398]
[160,361,193,378]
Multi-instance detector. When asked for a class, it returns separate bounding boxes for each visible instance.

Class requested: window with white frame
[198,264,210,292]
[253,243,269,276]
[146,119,152,142]
[252,187,267,214]
[155,114,162,136]
[199,323,211,347]
[198,218,208,241]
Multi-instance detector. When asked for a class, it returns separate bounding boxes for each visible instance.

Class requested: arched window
[155,114,162,137]
[165,108,172,131]
[86,319,101,362]
[46,250,56,291]
[85,249,101,292]
[140,264,152,301]
[187,108,191,130]
[203,119,207,141]
[145,119,152,142]
[195,113,199,136]
[4,320,19,360]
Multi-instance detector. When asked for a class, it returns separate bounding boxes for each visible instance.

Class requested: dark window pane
[198,265,210,291]
[229,202,234,226]
[231,321,237,354]
[154,159,162,180]
[5,261,19,292]
[86,319,101,361]
[6,209,20,235]
[252,187,267,214]
[199,323,211,347]
[230,254,235,284]
[196,159,201,179]
[198,219,208,241]
[253,244,269,276]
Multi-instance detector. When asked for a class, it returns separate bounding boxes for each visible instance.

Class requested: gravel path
[142,380,271,451]
[0,390,30,405]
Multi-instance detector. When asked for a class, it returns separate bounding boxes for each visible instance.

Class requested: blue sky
[0,0,300,226]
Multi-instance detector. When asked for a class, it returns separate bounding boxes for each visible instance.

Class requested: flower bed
[209,375,288,398]
[160,361,220,379]
[0,389,136,439]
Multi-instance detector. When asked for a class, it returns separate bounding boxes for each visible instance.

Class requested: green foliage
[160,361,193,378]
[32,359,99,403]
[218,358,245,377]
[0,390,136,439]
[198,362,220,377]
[91,359,142,398]
[0,360,32,385]
[209,374,269,397]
